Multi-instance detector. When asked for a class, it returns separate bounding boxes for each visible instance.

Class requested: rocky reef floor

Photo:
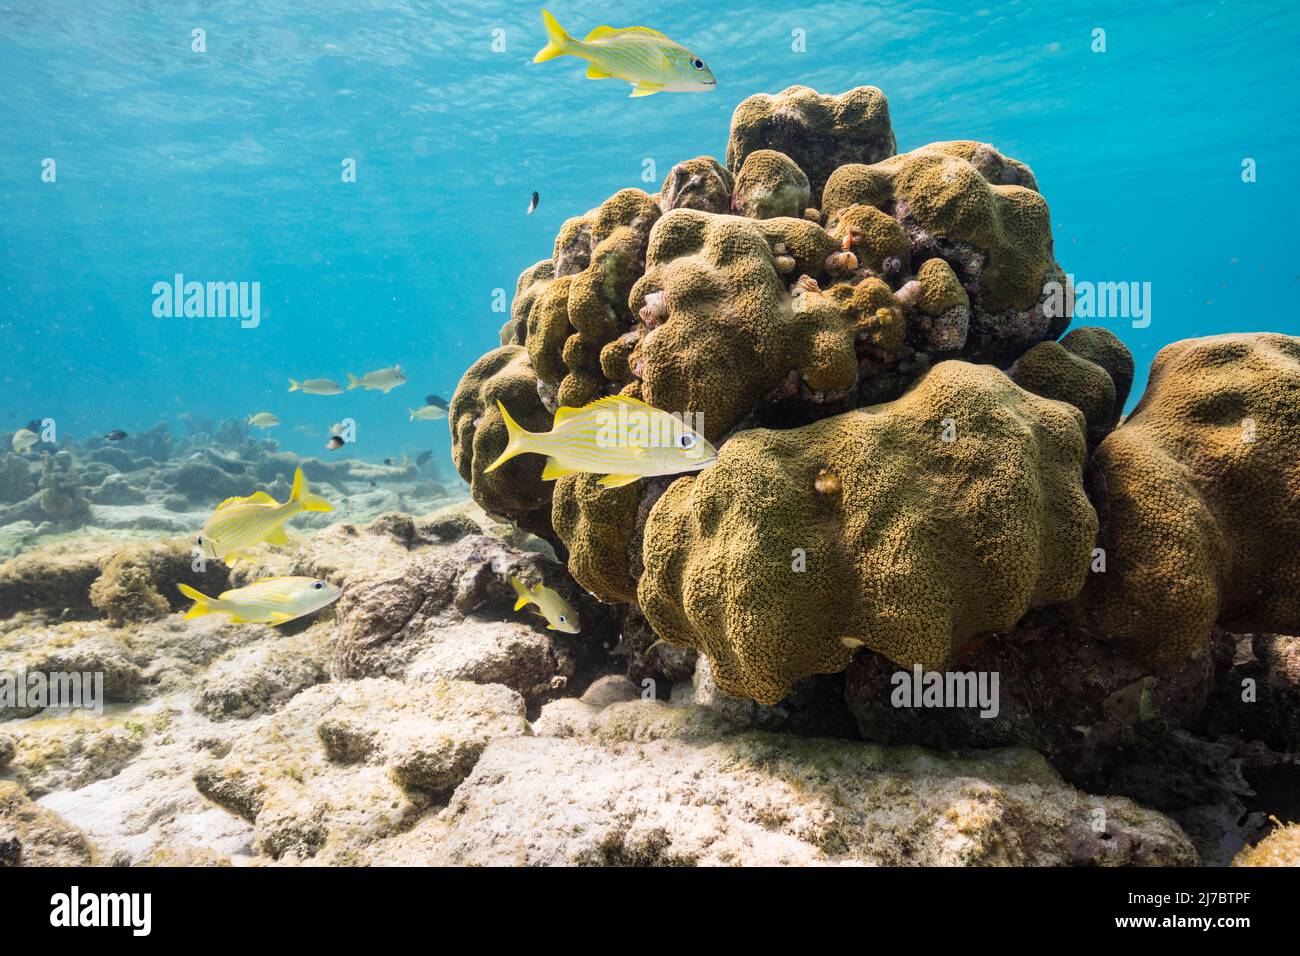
[1,500,1294,868]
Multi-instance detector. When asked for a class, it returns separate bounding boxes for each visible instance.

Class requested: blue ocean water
[1,0,1297,465]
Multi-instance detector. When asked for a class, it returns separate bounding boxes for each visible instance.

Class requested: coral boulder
[639,361,1098,703]
[1078,333,1300,668]
[726,85,896,198]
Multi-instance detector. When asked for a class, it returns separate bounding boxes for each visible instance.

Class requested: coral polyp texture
[731,149,812,220]
[822,142,1062,349]
[638,361,1098,704]
[450,85,1289,714]
[1008,326,1133,450]
[1077,333,1300,668]
[448,345,553,538]
[448,86,1084,694]
[631,208,850,440]
[725,86,896,197]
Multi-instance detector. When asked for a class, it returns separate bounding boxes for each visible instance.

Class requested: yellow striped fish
[532,8,717,98]
[485,394,717,489]
[177,577,341,625]
[510,576,580,633]
[195,466,332,562]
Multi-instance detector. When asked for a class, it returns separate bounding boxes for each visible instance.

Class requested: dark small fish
[383,458,394,466]
[416,450,433,467]
[325,436,344,450]
[103,430,128,441]
[24,419,41,433]
[424,394,449,410]
[527,191,539,215]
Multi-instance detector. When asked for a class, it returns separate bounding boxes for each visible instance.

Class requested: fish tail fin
[291,466,333,512]
[177,583,215,618]
[510,576,531,611]
[533,8,573,62]
[288,378,300,392]
[484,401,536,473]
[346,373,361,389]
[408,408,416,421]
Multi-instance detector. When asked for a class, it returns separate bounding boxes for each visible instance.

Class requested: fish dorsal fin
[586,25,668,41]
[580,394,657,414]
[555,394,661,421]
[215,491,276,511]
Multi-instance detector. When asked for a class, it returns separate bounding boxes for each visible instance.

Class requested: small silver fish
[527,191,539,215]
[347,366,407,394]
[289,378,344,395]
[248,412,280,428]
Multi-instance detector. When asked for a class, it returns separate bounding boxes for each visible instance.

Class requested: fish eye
[691,58,705,70]
[313,581,324,590]
[677,433,696,449]
[559,614,567,623]
[195,536,203,545]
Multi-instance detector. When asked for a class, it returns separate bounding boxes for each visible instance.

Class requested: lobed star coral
[445,86,1229,705]
[638,361,1097,704]
[1077,333,1300,668]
